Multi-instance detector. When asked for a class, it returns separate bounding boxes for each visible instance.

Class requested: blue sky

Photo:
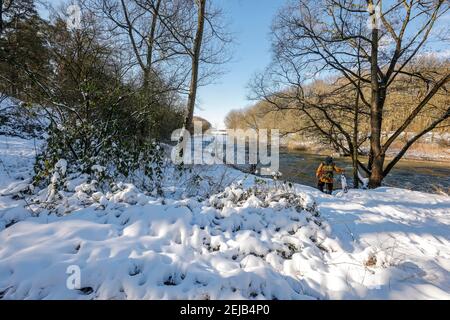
[196,0,284,129]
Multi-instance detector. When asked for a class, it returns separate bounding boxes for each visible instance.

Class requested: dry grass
[388,141,450,160]
[431,185,450,196]
[364,255,377,267]
[286,141,309,151]
[436,138,450,148]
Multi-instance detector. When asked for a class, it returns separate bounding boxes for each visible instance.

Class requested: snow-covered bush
[165,165,239,200]
[209,180,320,218]
[46,159,67,203]
[32,121,167,197]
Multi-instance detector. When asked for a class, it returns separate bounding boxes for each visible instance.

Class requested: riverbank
[283,139,450,163]
[277,148,450,195]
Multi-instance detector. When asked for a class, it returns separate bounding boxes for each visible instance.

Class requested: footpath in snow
[0,135,449,299]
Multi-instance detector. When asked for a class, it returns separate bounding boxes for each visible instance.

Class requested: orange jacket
[316,163,344,183]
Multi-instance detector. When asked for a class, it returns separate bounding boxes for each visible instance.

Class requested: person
[316,156,344,194]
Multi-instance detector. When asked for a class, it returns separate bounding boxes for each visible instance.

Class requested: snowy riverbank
[281,133,450,163]
[0,135,449,299]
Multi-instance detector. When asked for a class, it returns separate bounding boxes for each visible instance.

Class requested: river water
[277,148,450,194]
[196,136,450,194]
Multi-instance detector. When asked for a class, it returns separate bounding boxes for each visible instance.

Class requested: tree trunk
[184,0,206,134]
[0,0,4,36]
[368,3,385,188]
[352,85,360,188]
[143,0,162,90]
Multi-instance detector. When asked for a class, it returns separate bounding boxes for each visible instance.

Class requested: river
[277,148,450,194]
[198,136,450,194]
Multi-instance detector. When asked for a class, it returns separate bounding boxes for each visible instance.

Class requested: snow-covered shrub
[46,159,67,203]
[183,172,203,197]
[28,62,183,197]
[169,165,239,200]
[32,121,167,198]
[209,181,320,218]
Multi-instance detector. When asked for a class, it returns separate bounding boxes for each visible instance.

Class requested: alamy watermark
[66,264,81,290]
[66,4,82,31]
[367,2,382,30]
[171,122,280,175]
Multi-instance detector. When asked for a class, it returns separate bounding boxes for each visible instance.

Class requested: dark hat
[324,156,333,165]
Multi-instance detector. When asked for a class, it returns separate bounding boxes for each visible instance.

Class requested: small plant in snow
[46,159,67,203]
[184,173,203,197]
[91,165,107,182]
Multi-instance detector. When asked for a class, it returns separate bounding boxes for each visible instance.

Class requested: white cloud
[420,49,450,59]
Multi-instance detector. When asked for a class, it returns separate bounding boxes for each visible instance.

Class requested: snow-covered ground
[0,135,449,299]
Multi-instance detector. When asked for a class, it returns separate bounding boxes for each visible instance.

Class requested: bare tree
[86,0,171,90]
[88,0,231,132]
[183,0,205,133]
[253,0,449,188]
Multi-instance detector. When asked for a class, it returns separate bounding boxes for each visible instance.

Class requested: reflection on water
[277,148,450,194]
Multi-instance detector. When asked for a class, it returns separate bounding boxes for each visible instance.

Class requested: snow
[0,97,47,139]
[0,134,449,300]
